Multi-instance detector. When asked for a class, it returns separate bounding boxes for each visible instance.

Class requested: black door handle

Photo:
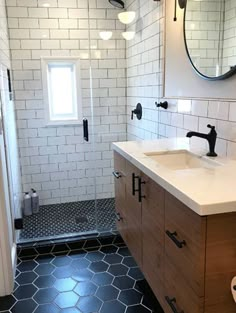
[138,177,146,202]
[113,171,121,179]
[166,230,186,249]
[165,297,184,313]
[132,173,139,196]
[83,118,89,142]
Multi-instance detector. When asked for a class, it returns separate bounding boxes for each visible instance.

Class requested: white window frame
[41,57,83,126]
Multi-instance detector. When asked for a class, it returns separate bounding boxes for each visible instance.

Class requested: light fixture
[99,31,113,40]
[118,11,136,24]
[122,31,135,41]
[109,0,124,9]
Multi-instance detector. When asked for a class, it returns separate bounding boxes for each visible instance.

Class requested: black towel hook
[155,101,168,110]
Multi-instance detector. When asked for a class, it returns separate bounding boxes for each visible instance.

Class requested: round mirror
[184,0,236,80]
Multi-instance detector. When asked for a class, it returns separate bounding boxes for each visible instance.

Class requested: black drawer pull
[138,177,146,203]
[116,213,122,221]
[165,296,184,313]
[166,230,186,249]
[113,171,121,179]
[132,173,139,196]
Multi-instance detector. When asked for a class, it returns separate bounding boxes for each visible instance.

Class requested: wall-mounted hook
[131,103,142,120]
[155,101,168,110]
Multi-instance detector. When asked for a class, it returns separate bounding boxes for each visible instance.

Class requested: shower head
[109,0,124,9]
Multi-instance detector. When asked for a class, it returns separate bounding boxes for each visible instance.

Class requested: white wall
[127,0,236,158]
[6,0,127,205]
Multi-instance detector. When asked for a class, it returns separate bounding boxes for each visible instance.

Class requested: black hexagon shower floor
[0,236,164,313]
[20,198,116,242]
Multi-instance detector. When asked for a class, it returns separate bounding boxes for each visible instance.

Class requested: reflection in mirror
[184,0,236,80]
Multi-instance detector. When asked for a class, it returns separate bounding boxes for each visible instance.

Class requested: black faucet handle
[207,124,215,130]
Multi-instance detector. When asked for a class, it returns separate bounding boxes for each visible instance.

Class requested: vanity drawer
[164,257,204,313]
[165,192,206,297]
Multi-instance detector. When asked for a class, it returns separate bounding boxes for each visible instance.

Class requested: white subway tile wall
[6,0,236,206]
[126,0,236,159]
[7,0,127,205]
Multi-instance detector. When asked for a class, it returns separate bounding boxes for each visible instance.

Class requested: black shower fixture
[174,0,187,21]
[109,0,124,9]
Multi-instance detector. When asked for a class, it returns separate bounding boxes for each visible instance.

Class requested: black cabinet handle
[166,230,186,249]
[116,213,122,221]
[113,171,121,179]
[138,177,146,203]
[83,118,89,142]
[165,297,184,313]
[132,173,139,196]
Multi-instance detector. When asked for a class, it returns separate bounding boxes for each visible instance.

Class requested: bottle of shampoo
[31,189,39,214]
[23,192,32,216]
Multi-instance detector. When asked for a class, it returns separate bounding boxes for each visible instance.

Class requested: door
[0,110,16,296]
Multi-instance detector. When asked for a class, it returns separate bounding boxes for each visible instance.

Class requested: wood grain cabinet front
[113,152,236,313]
[142,174,165,301]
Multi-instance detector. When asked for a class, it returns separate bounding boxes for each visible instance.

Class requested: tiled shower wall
[6,0,127,205]
[127,0,236,157]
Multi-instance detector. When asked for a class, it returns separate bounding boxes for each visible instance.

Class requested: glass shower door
[87,0,127,233]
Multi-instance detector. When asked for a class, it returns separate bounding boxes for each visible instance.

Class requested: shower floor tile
[19,198,116,242]
[0,238,164,313]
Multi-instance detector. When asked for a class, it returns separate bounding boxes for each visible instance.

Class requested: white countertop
[112,138,236,216]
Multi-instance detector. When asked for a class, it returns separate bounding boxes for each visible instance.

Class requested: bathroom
[0,0,236,312]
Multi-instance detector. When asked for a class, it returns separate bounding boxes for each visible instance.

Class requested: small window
[42,58,83,126]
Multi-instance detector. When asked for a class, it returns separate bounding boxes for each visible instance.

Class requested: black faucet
[186,124,218,157]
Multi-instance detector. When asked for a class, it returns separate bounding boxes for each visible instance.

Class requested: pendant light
[122,31,135,40]
[118,11,136,24]
[99,31,113,40]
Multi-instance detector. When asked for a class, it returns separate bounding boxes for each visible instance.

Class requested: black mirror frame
[183,0,236,81]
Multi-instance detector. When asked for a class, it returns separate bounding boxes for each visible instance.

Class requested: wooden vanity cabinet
[113,152,236,313]
[142,173,165,302]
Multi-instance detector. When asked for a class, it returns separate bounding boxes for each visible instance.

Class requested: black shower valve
[155,101,168,110]
[131,103,142,120]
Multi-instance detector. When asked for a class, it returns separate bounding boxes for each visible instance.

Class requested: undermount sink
[144,150,222,171]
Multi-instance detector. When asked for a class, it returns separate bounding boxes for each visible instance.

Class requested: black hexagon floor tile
[85,251,104,262]
[74,282,97,297]
[100,300,126,313]
[113,276,135,290]
[77,296,102,313]
[11,299,37,313]
[92,272,114,286]
[52,256,71,267]
[35,254,54,264]
[108,264,128,276]
[0,241,164,313]
[71,258,90,270]
[15,272,37,285]
[17,260,37,272]
[104,253,123,265]
[34,303,60,313]
[54,291,79,309]
[72,269,93,282]
[89,261,108,273]
[34,264,55,276]
[33,287,58,304]
[53,266,75,279]
[119,289,143,306]
[34,275,56,288]
[13,285,37,300]
[54,278,77,292]
[96,285,119,302]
